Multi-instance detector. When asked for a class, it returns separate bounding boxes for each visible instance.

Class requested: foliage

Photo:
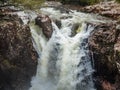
[10,0,45,9]
[0,0,6,4]
[60,0,100,5]
[116,0,120,3]
[79,0,100,5]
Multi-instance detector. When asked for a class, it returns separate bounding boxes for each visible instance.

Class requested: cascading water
[29,7,106,90]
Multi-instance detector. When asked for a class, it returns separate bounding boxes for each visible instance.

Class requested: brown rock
[102,80,116,90]
[35,14,53,38]
[0,14,38,90]
[81,1,120,20]
[89,22,120,90]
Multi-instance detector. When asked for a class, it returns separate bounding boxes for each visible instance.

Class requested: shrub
[116,0,120,3]
[79,0,100,5]
[60,0,100,6]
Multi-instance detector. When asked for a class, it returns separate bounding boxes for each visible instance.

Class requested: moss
[2,60,11,68]
[1,60,17,69]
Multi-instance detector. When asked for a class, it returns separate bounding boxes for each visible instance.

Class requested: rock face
[81,1,120,20]
[0,12,37,90]
[89,22,120,90]
[35,14,53,39]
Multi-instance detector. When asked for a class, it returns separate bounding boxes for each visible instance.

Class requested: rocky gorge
[0,1,120,90]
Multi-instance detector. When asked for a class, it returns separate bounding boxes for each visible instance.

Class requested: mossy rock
[1,60,17,70]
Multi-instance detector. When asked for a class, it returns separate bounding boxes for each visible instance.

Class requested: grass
[10,0,45,9]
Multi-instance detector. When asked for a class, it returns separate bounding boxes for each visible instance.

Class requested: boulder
[35,14,53,39]
[0,13,37,90]
[89,22,120,90]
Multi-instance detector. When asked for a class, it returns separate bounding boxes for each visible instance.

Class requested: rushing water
[29,7,106,90]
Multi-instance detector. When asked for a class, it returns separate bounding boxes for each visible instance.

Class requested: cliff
[0,7,38,90]
[86,1,120,90]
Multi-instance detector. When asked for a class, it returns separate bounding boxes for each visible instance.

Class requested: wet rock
[0,5,22,14]
[60,15,73,19]
[101,80,116,90]
[0,13,37,90]
[89,22,120,90]
[42,1,62,7]
[71,23,80,37]
[35,14,53,38]
[54,19,61,29]
[116,25,120,30]
[81,1,120,20]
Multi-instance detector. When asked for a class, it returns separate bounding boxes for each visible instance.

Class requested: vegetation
[79,0,100,5]
[4,0,45,9]
[0,0,5,4]
[59,0,120,5]
[60,0,100,6]
[1,0,120,8]
[116,0,120,3]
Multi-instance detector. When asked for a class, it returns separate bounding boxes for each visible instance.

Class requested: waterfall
[29,7,105,90]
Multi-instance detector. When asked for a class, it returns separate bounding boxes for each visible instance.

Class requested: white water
[29,7,106,90]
